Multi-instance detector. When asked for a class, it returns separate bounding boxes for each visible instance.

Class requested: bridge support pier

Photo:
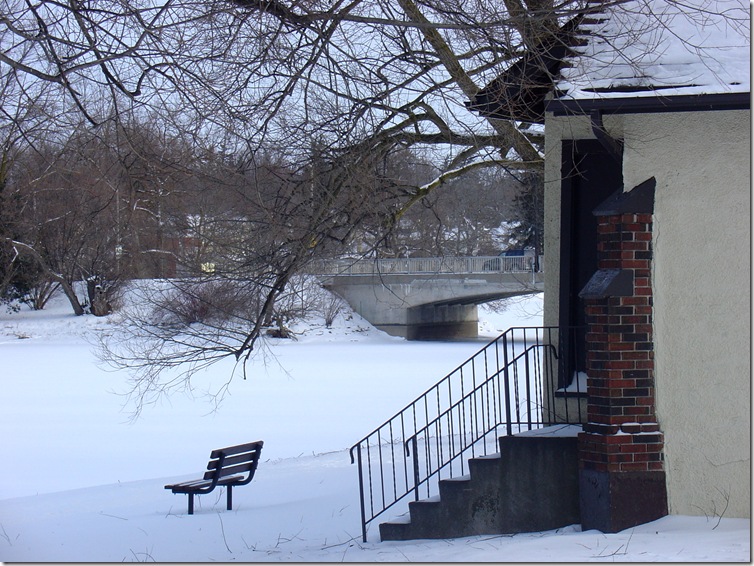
[404,304,479,340]
[367,303,479,340]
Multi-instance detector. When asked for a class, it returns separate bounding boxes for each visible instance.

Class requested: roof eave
[545,91,751,116]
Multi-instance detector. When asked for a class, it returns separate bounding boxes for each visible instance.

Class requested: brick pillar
[577,188,668,532]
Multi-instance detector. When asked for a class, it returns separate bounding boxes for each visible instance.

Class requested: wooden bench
[165,440,263,514]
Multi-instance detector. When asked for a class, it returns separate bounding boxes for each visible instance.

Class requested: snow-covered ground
[0,288,749,562]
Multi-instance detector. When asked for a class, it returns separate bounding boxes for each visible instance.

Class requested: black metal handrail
[349,326,586,542]
[403,342,555,502]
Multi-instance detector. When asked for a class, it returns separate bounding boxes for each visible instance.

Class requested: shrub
[154,278,259,327]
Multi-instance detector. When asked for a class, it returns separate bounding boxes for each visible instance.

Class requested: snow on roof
[556,0,751,100]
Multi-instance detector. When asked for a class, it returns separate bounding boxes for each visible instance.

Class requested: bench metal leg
[227,486,233,511]
[188,493,194,515]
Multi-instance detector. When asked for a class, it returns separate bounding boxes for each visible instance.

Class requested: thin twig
[217,513,233,553]
[713,488,730,530]
[0,524,13,546]
[99,511,128,521]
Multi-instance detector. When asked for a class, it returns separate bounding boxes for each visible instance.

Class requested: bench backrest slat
[202,441,263,484]
[206,452,255,470]
[209,441,264,459]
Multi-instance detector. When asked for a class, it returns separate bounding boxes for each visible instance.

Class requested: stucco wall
[544,108,751,519]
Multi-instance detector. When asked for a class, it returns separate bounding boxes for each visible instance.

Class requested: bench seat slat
[172,479,211,489]
[165,479,212,492]
[167,472,248,493]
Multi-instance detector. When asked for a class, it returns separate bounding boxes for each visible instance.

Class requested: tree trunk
[5,239,85,316]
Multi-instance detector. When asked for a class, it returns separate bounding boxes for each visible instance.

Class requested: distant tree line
[0,115,539,317]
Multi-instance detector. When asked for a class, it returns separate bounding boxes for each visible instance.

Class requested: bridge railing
[309,255,544,276]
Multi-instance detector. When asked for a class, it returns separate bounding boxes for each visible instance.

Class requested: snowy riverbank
[0,289,749,561]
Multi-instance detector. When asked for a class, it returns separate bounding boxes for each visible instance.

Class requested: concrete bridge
[310,255,544,340]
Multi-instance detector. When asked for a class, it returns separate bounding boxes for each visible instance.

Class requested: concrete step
[379,436,579,541]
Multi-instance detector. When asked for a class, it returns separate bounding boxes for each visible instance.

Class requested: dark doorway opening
[558,140,623,387]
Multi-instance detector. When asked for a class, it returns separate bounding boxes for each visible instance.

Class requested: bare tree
[4,0,744,407]
[391,164,520,257]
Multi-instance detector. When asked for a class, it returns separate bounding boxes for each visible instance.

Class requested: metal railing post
[350,444,368,543]
[502,332,513,436]
[524,354,533,430]
[407,436,420,501]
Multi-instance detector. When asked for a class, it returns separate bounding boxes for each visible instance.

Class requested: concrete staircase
[379,434,580,541]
